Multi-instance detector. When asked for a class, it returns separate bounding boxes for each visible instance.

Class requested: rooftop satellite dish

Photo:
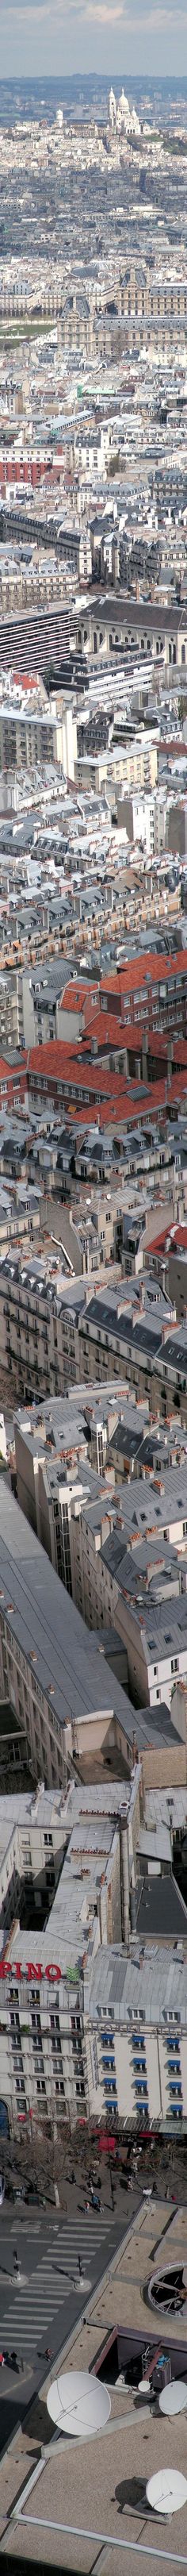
[159,2380,187,2418]
[147,2469,187,2517]
[47,2370,111,2440]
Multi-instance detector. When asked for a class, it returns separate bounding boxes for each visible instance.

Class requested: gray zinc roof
[88,1940,187,2027]
[0,1478,133,1741]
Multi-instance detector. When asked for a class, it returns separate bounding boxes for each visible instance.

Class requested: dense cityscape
[0,55,187,2572]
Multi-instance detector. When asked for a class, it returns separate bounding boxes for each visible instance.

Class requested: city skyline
[0,1,187,81]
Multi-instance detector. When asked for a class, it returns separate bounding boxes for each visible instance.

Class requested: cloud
[82,0,124,17]
[0,0,50,13]
[83,6,124,19]
[79,0,187,20]
[1,0,187,21]
[1,0,187,51]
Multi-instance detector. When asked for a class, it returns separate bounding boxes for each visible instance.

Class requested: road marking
[0,2213,117,2364]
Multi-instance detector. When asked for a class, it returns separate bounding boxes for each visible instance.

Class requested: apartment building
[0,1773,187,2132]
[13,1393,187,1725]
[26,952,187,1070]
[0,1774,140,2133]
[120,790,166,856]
[85,1941,187,2128]
[123,1595,187,1715]
[0,1254,85,1401]
[0,698,76,779]
[60,1468,187,1716]
[0,973,25,1052]
[2,1253,186,1424]
[77,1293,166,1399]
[15,1409,91,1591]
[100,949,187,1036]
[77,1295,187,1426]
[14,1382,137,1505]
[0,602,70,679]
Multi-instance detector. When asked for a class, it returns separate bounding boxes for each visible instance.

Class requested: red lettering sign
[1,1960,62,1983]
[26,1963,43,1982]
[45,1965,62,1983]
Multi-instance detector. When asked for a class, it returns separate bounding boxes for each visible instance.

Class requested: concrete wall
[168,1251,187,1317]
[40,1196,83,1275]
[14,1421,39,1532]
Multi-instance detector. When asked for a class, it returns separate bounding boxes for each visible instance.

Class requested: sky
[0,0,187,85]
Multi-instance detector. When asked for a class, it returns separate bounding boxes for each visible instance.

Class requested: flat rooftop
[0,1478,133,1745]
[2,2201,187,2574]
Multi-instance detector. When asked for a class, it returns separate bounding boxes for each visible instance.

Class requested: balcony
[102,2055,115,2071]
[133,2070,148,2091]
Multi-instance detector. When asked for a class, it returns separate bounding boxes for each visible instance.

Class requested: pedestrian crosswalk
[0,2213,114,2365]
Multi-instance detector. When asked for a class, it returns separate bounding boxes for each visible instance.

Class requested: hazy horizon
[0,9,187,86]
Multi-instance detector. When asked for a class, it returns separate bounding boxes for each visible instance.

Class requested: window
[168,2083,182,2099]
[166,2036,180,2054]
[101,2030,114,2047]
[103,2078,117,2095]
[164,2010,181,2025]
[134,2078,148,2094]
[102,2055,115,2070]
[131,2032,146,2050]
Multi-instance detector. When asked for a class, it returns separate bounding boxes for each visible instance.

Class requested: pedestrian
[78,2255,82,2278]
[0,2352,5,2367]
[45,2347,52,2360]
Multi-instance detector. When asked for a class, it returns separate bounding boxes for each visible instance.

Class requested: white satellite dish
[159,2379,187,2418]
[47,2370,111,2440]
[147,2469,187,2517]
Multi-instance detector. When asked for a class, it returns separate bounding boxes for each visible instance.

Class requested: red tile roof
[27,1042,187,1129]
[100,948,187,999]
[59,982,95,1012]
[82,1011,128,1049]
